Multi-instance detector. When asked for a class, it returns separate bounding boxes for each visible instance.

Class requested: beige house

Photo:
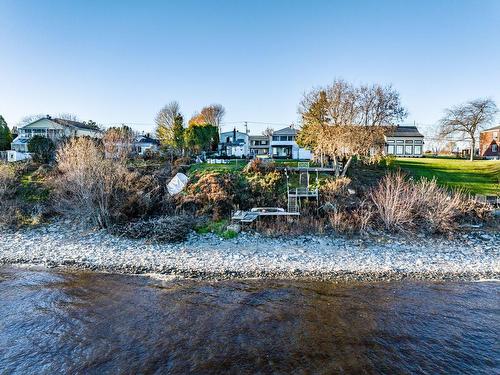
[8,116,102,161]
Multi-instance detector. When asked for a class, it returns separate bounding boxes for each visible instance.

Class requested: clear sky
[0,0,499,135]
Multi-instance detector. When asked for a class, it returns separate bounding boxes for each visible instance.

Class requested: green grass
[392,157,500,196]
[18,172,50,203]
[188,160,248,176]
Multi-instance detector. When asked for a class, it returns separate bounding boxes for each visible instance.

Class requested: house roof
[135,135,160,145]
[386,125,424,138]
[249,135,269,140]
[482,125,500,132]
[22,117,102,132]
[273,126,297,136]
[51,118,101,131]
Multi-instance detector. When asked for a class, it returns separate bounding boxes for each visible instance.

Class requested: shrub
[52,137,160,228]
[0,163,16,201]
[112,215,196,243]
[28,136,55,163]
[370,172,418,232]
[246,170,286,207]
[370,172,487,233]
[179,172,249,220]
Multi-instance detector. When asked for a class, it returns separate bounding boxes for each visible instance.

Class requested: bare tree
[156,101,182,150]
[200,104,225,134]
[439,98,498,161]
[17,114,45,127]
[262,127,274,137]
[297,79,407,175]
[57,113,80,121]
[102,125,135,160]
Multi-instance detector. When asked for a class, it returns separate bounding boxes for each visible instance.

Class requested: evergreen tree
[0,115,13,151]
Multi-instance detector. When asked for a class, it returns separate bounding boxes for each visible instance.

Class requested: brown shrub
[0,163,16,201]
[370,172,489,233]
[178,172,249,220]
[52,138,160,228]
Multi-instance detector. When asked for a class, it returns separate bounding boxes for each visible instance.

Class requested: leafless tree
[439,98,498,160]
[57,113,80,121]
[262,127,274,137]
[200,104,225,134]
[297,79,406,175]
[155,101,181,130]
[17,114,45,127]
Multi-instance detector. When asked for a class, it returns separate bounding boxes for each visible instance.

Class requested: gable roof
[22,117,102,132]
[273,126,297,136]
[135,135,160,145]
[386,125,424,138]
[51,118,101,131]
[482,125,500,132]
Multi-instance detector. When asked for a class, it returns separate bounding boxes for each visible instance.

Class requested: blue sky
[0,0,499,135]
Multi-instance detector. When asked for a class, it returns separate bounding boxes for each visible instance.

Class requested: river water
[0,266,498,374]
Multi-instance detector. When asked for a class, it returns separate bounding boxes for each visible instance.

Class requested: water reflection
[0,267,498,374]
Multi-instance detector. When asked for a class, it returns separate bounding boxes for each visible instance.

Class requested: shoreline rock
[1,221,499,282]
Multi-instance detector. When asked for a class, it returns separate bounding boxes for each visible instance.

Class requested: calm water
[0,267,498,374]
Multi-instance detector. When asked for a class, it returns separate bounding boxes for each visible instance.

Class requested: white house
[270,126,311,160]
[384,125,424,157]
[134,135,160,156]
[219,128,249,157]
[249,135,270,157]
[7,116,102,162]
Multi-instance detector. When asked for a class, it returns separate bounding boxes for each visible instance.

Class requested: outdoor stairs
[288,195,299,213]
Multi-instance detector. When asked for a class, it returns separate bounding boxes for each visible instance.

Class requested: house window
[414,145,422,155]
[287,136,294,141]
[405,139,413,144]
[396,140,404,144]
[272,136,279,141]
[396,145,404,155]
[280,136,288,141]
[387,145,395,154]
[492,144,498,153]
[414,140,423,144]
[387,140,394,143]
[405,145,413,155]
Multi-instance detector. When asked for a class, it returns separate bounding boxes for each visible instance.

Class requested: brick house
[479,125,500,160]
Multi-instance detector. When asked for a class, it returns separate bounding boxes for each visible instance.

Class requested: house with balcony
[479,125,500,160]
[270,126,311,160]
[218,128,249,157]
[384,125,424,157]
[249,135,270,157]
[7,115,102,162]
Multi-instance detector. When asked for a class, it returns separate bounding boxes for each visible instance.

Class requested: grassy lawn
[188,160,248,176]
[392,157,500,196]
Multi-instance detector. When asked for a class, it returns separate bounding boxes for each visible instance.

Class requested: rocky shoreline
[1,221,499,281]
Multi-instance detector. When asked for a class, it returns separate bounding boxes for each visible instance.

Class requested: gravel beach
[1,221,498,281]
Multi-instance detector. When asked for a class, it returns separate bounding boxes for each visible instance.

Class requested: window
[405,139,413,144]
[396,145,404,155]
[387,145,395,154]
[287,136,294,141]
[396,140,404,144]
[492,144,498,153]
[405,145,413,155]
[272,136,279,141]
[280,136,288,141]
[387,140,394,143]
[414,145,422,155]
[414,140,423,144]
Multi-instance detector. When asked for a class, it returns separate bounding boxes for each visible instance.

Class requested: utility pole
[244,121,249,134]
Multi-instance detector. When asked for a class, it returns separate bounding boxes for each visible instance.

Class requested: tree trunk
[341,156,353,177]
[470,137,475,161]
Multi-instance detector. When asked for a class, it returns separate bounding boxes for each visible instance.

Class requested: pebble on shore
[0,221,499,281]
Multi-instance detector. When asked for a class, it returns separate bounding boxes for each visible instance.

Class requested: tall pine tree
[0,115,13,151]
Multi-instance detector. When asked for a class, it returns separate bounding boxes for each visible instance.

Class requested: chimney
[233,127,236,142]
[46,114,51,119]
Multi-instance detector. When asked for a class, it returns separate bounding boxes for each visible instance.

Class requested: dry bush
[370,172,418,232]
[178,172,249,220]
[111,215,196,243]
[255,213,328,236]
[0,163,16,201]
[53,138,160,228]
[370,172,487,233]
